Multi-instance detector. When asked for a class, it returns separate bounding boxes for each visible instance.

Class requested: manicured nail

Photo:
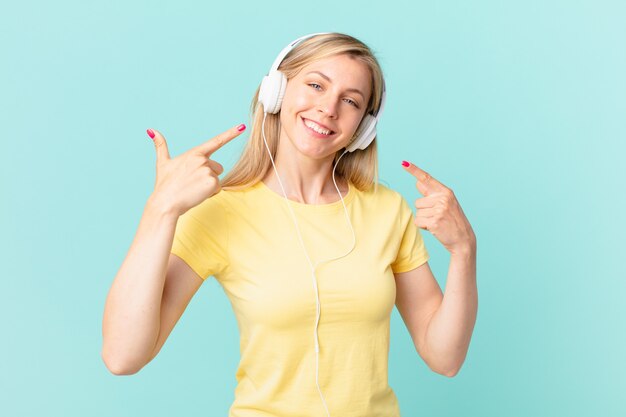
[147,129,155,139]
[401,160,410,167]
[237,124,246,132]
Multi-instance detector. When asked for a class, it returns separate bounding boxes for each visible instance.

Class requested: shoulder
[358,181,408,209]
[204,181,262,214]
[183,190,230,222]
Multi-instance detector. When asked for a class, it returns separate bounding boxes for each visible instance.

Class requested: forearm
[425,244,478,376]
[101,197,179,374]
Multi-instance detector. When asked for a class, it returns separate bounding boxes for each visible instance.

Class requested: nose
[316,94,339,119]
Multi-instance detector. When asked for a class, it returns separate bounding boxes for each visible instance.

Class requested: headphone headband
[268,32,331,73]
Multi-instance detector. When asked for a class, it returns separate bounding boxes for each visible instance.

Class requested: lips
[301,117,336,136]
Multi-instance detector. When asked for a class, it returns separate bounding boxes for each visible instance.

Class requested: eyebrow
[305,71,366,99]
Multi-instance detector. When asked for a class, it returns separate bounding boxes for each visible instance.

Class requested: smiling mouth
[301,117,336,137]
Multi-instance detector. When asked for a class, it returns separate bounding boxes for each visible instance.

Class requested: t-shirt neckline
[255,180,355,213]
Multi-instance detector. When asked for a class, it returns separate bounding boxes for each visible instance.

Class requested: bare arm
[101,124,244,375]
[423,246,477,376]
[395,246,477,377]
[101,196,182,375]
[399,161,478,377]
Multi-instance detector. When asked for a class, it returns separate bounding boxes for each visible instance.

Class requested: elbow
[426,349,467,378]
[441,358,464,377]
[442,367,460,378]
[429,363,460,378]
[101,349,143,376]
[427,358,462,378]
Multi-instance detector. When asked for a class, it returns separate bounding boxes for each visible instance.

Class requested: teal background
[1,0,624,416]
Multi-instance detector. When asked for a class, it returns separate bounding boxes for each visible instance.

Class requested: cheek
[280,94,312,130]
[280,87,304,117]
[288,88,313,109]
[287,81,315,102]
[350,114,365,132]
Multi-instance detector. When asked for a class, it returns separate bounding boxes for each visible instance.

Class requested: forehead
[299,55,371,93]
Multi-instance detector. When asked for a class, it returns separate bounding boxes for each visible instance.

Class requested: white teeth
[304,119,332,135]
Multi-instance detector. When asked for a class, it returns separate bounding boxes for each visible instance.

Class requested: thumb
[147,128,171,162]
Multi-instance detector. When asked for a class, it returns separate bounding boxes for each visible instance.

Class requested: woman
[102,32,477,417]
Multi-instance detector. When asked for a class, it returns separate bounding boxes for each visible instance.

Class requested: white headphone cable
[261,111,356,417]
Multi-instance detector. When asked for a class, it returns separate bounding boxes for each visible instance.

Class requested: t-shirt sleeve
[391,196,429,274]
[170,194,229,281]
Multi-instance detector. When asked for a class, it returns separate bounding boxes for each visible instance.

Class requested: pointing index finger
[196,123,246,156]
[401,160,445,195]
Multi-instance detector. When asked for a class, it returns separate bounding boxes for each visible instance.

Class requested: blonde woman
[102,32,477,417]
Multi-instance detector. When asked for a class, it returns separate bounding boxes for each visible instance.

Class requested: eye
[344,98,359,108]
[308,83,360,108]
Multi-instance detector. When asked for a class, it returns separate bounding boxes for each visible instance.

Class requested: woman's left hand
[401,161,476,255]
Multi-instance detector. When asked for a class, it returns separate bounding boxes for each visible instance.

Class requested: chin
[289,138,335,160]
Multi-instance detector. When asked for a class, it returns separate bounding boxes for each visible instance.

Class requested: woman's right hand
[146,123,246,217]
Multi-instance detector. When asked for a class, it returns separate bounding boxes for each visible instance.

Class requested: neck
[261,131,349,205]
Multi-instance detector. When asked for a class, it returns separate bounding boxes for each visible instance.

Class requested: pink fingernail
[147,129,155,139]
[237,124,246,132]
[401,160,410,167]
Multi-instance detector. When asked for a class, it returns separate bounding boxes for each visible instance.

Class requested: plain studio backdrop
[1,0,624,416]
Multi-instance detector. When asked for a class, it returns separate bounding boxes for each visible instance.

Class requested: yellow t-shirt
[171,180,429,417]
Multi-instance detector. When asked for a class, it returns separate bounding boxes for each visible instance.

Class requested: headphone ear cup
[346,115,377,152]
[259,70,287,114]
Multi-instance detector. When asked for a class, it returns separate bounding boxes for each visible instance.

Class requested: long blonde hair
[220,33,385,193]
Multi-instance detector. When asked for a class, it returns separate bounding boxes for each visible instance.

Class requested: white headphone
[257,32,386,152]
[256,33,386,417]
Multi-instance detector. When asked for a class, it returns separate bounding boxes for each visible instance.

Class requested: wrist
[146,193,179,220]
[450,239,476,258]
